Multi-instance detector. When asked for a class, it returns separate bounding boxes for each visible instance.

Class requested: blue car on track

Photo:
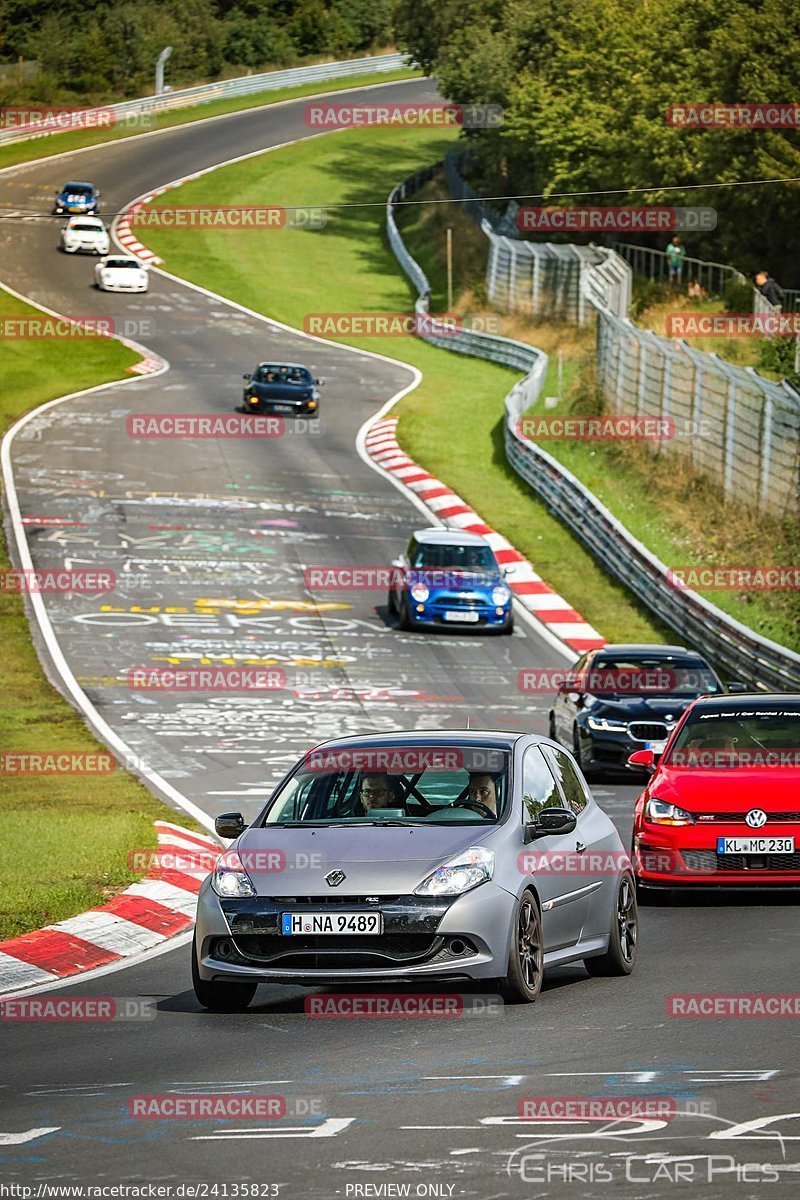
[52,181,100,216]
[388,528,514,634]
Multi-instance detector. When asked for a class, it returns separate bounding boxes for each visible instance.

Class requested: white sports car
[61,216,110,256]
[94,255,149,293]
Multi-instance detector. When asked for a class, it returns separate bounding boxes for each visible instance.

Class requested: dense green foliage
[0,0,392,102]
[395,0,800,285]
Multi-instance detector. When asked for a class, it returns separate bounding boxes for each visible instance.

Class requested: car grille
[267,895,401,905]
[231,933,442,967]
[434,594,485,607]
[629,722,669,742]
[695,812,800,824]
[682,850,800,873]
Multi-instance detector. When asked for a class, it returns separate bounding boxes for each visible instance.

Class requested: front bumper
[243,395,318,416]
[194,878,515,983]
[634,829,800,887]
[579,724,676,770]
[63,241,108,254]
[407,595,511,630]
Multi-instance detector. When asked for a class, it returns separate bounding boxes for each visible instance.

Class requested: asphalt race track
[2,78,799,1197]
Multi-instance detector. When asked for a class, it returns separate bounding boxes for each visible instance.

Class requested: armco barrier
[0,53,409,146]
[386,163,800,691]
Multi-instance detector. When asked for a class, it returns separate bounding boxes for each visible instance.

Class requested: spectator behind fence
[666,235,686,286]
[756,271,784,311]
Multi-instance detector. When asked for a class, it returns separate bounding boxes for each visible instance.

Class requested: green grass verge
[0,288,205,939]
[0,68,421,172]
[139,124,670,646]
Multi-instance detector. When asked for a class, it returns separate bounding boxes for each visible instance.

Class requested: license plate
[647,740,667,753]
[717,837,795,854]
[281,911,383,935]
[68,206,82,212]
[443,610,480,623]
[273,404,294,413]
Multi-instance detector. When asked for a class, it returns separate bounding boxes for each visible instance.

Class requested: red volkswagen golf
[629,693,800,899]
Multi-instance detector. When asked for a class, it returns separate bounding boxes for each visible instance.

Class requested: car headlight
[247,394,259,405]
[410,583,429,602]
[211,849,256,897]
[491,585,510,606]
[414,846,494,897]
[586,715,629,732]
[645,798,695,826]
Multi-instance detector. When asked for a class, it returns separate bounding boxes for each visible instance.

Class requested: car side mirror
[215,812,247,839]
[391,557,404,569]
[727,681,748,693]
[315,378,323,386]
[524,807,577,842]
[242,373,252,382]
[627,748,656,772]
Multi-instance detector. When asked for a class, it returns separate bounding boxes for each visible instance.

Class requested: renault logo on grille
[745,808,768,829]
[325,869,346,887]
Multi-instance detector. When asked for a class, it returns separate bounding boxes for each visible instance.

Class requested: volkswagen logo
[745,808,768,829]
[325,869,346,887]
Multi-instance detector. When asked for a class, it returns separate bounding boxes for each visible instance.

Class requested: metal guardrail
[386,162,800,690]
[614,242,747,296]
[0,52,409,146]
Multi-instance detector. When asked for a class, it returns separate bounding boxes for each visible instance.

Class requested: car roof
[306,729,524,753]
[412,528,490,546]
[255,361,311,369]
[592,643,693,656]
[63,181,94,188]
[68,215,103,223]
[105,255,140,262]
[689,693,800,711]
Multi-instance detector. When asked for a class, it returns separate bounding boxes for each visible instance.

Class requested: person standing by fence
[756,271,784,310]
[666,235,686,287]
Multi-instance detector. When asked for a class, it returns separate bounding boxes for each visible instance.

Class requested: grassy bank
[0,288,204,938]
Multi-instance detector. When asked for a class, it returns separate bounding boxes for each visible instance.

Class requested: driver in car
[450,772,498,816]
[358,773,402,814]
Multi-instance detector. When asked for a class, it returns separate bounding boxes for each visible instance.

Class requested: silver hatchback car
[192,731,638,1009]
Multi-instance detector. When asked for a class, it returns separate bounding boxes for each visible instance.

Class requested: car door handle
[576,841,586,853]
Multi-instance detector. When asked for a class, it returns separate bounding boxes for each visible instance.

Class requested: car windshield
[105,259,139,269]
[254,365,312,386]
[260,745,510,825]
[65,184,92,195]
[411,543,498,572]
[667,706,800,765]
[584,657,720,697]
[72,222,101,231]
